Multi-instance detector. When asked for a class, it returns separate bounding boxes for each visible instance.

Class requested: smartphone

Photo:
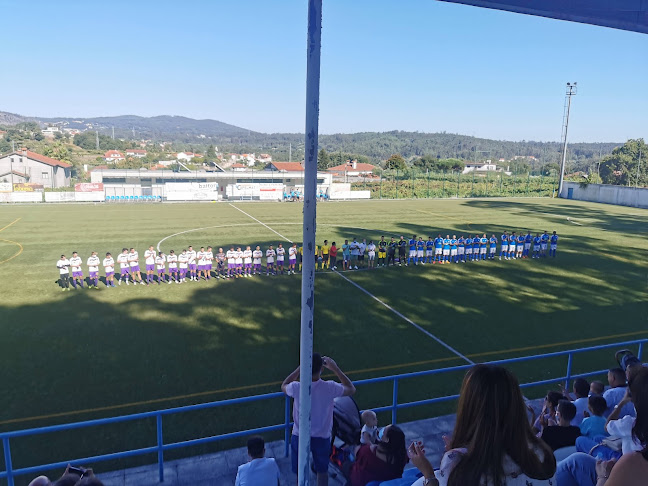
[68,466,86,477]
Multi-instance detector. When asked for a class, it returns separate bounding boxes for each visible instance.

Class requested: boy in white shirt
[243,246,253,277]
[69,251,84,289]
[167,250,178,283]
[187,246,197,281]
[205,246,214,280]
[197,247,207,281]
[288,244,298,275]
[226,247,236,279]
[117,248,130,285]
[103,252,115,288]
[276,243,285,275]
[87,251,101,289]
[155,252,167,284]
[178,250,189,283]
[129,248,145,285]
[56,254,71,291]
[144,245,156,285]
[235,436,280,486]
[367,241,376,269]
[266,246,276,276]
[252,246,263,275]
[215,248,226,279]
[235,247,244,278]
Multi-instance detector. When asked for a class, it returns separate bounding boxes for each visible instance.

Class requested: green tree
[385,154,406,170]
[318,148,331,170]
[206,145,216,159]
[599,138,647,187]
[541,163,560,176]
[43,142,72,163]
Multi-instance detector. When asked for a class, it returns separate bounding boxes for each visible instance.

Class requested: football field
[0,198,646,475]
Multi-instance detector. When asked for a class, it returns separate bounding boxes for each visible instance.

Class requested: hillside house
[0,149,72,188]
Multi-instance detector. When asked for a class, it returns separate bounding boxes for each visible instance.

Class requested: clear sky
[1,0,646,142]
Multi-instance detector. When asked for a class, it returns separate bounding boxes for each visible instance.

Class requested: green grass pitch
[0,198,646,477]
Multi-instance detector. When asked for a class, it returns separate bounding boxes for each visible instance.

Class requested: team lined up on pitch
[54,230,559,290]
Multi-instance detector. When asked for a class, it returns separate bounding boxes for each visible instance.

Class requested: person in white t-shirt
[235,247,244,278]
[282,354,356,485]
[144,245,156,285]
[205,246,214,280]
[243,246,253,277]
[235,436,280,486]
[166,250,178,284]
[178,250,189,283]
[197,247,208,281]
[56,254,71,291]
[155,252,166,284]
[69,251,84,289]
[276,243,285,275]
[87,251,101,289]
[226,247,236,279]
[288,244,298,275]
[266,246,276,276]
[358,239,367,269]
[103,252,115,288]
[367,240,376,269]
[187,246,197,281]
[117,248,131,285]
[129,248,145,285]
[252,246,263,275]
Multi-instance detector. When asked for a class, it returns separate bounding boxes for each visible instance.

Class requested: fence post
[456,171,460,198]
[411,170,414,198]
[552,173,557,198]
[379,172,383,200]
[442,171,446,198]
[427,169,430,198]
[565,353,574,390]
[156,414,164,482]
[499,173,503,195]
[392,378,399,425]
[513,169,517,195]
[396,169,399,199]
[3,437,14,486]
[638,342,644,361]
[285,395,291,457]
[540,172,544,196]
[471,172,475,197]
[485,170,489,196]
[526,172,531,197]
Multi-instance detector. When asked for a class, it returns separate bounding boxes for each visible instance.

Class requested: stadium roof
[439,0,648,35]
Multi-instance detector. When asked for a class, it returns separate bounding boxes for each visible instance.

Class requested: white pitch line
[228,203,294,243]
[566,217,582,226]
[333,270,474,365]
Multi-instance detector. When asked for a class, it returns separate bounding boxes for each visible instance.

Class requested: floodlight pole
[297,1,321,485]
[558,82,577,197]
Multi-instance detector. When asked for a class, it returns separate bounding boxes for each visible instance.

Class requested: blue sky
[0,0,646,142]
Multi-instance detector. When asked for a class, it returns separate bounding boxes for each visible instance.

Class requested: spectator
[52,475,81,486]
[360,410,378,445]
[75,478,104,486]
[579,396,609,440]
[534,390,566,434]
[556,367,648,486]
[604,368,635,418]
[235,436,280,486]
[28,477,51,486]
[408,364,556,485]
[590,381,605,397]
[540,400,581,451]
[282,353,355,486]
[348,424,408,486]
[561,378,590,426]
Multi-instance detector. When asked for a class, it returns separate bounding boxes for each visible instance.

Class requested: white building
[462,162,498,174]
[103,150,125,162]
[126,149,147,158]
[0,149,72,188]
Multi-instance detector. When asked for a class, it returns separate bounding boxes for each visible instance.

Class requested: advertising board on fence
[226,183,284,200]
[0,192,42,203]
[165,182,219,201]
[75,183,104,192]
[0,182,11,192]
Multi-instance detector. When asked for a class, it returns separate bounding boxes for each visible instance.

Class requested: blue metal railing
[0,339,644,485]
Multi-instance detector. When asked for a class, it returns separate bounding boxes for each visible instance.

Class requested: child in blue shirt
[579,395,609,440]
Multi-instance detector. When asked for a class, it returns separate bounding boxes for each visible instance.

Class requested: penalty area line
[228,203,293,243]
[333,270,474,365]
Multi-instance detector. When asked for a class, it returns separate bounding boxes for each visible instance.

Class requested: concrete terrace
[96,399,544,486]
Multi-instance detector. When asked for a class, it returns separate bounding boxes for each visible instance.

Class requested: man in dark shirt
[387,238,397,266]
[397,236,407,266]
[541,400,581,451]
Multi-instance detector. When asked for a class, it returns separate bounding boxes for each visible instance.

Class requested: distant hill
[0,110,622,169]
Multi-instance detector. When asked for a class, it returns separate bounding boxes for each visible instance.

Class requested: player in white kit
[117,248,130,285]
[155,252,167,284]
[87,251,100,289]
[243,246,253,277]
[253,246,263,275]
[103,252,116,288]
[69,252,84,289]
[144,245,156,285]
[178,250,189,282]
[266,245,276,276]
[276,243,286,275]
[167,250,179,283]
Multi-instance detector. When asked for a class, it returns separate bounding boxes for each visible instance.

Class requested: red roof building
[265,161,304,172]
[327,161,376,174]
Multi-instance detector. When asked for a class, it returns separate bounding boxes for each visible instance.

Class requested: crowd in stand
[29,351,646,486]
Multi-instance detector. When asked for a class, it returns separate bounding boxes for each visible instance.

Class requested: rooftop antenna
[558,82,577,197]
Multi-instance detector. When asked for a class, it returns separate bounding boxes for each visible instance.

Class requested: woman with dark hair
[348,424,408,486]
[409,364,556,485]
[556,367,648,486]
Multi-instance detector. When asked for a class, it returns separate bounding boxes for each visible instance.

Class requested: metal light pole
[297,1,321,484]
[558,82,577,197]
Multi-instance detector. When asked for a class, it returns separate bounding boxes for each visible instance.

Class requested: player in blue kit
[500,232,509,260]
[442,235,451,264]
[508,232,517,259]
[457,236,465,262]
[489,235,497,259]
[433,235,443,263]
[465,235,473,262]
[479,234,488,261]
[523,231,532,258]
[541,231,550,257]
[425,237,434,263]
[408,235,417,266]
[472,236,480,262]
[450,235,458,263]
[532,234,541,258]
[549,231,559,257]
[416,237,425,264]
[516,233,525,259]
